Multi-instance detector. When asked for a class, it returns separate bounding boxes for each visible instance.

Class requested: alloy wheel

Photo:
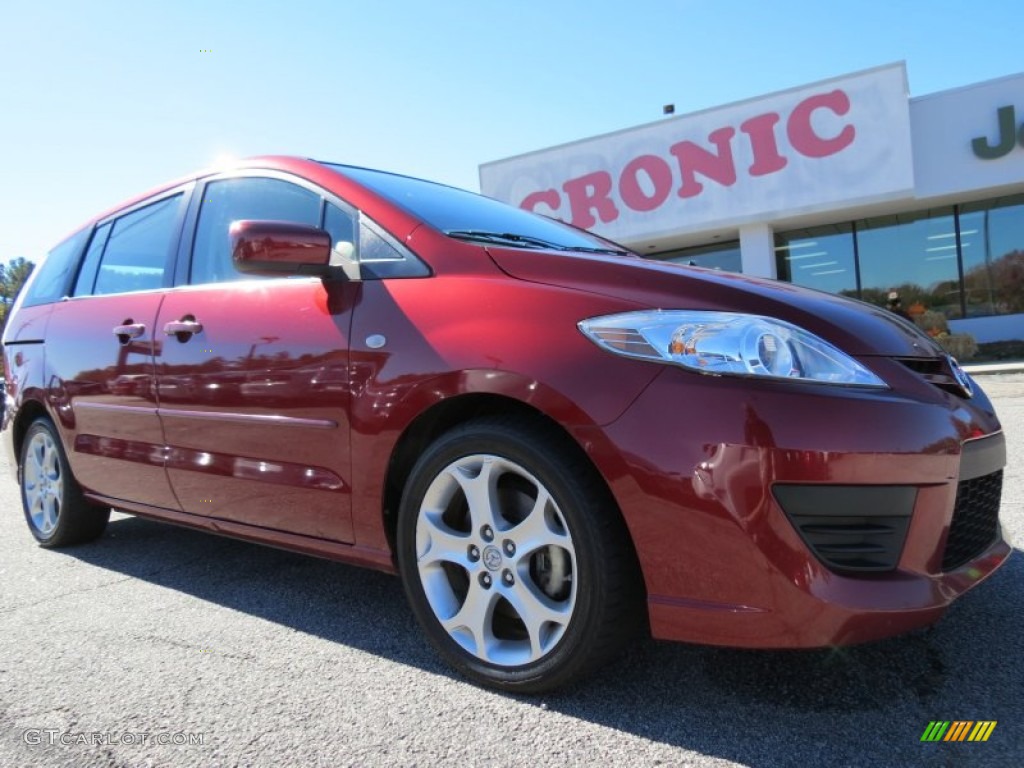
[414,454,577,667]
[24,430,64,536]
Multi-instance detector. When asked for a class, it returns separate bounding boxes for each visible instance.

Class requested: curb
[962,362,1024,376]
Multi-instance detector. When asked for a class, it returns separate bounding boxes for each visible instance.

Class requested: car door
[154,173,357,542]
[43,189,188,509]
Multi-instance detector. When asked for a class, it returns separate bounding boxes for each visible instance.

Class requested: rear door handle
[113,322,146,344]
[164,317,203,340]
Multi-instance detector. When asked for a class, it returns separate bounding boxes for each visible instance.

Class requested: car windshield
[321,163,629,255]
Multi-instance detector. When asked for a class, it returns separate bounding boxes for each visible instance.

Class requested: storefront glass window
[855,208,962,318]
[958,195,1024,317]
[652,240,741,272]
[774,224,857,297]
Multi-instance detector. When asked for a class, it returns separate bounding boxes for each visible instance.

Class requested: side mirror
[230,220,337,277]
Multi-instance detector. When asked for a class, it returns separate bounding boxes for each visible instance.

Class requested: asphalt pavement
[2,375,1022,767]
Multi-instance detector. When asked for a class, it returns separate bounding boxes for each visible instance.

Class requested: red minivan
[2,157,1009,692]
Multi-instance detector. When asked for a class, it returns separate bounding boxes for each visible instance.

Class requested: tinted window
[857,208,961,319]
[191,177,320,285]
[775,224,858,296]
[959,194,1024,317]
[653,240,742,273]
[21,229,90,306]
[323,164,623,252]
[92,195,182,296]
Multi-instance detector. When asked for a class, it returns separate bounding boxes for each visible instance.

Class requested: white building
[480,63,1024,343]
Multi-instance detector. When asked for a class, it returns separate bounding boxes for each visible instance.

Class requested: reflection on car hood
[485,246,946,358]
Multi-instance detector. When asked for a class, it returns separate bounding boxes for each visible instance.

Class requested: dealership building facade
[480,64,1024,342]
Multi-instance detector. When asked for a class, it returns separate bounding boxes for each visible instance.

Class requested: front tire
[396,416,643,692]
[20,418,110,548]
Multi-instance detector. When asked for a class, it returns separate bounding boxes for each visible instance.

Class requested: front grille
[774,485,915,573]
[893,356,971,398]
[942,470,1002,571]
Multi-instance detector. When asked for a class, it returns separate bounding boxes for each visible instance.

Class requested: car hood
[485,247,946,358]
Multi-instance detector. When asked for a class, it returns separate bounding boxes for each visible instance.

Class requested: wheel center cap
[482,545,503,571]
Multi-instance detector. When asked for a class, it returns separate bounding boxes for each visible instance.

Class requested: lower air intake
[774,485,915,573]
[942,470,1002,571]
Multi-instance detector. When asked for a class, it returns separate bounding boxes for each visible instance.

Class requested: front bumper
[588,366,1010,648]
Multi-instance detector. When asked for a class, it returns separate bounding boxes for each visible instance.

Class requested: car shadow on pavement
[68,514,1023,767]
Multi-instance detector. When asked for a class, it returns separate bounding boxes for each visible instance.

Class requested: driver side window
[191,177,322,285]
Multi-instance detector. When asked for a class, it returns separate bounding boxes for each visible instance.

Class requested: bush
[910,311,979,360]
[936,333,979,361]
[914,310,949,337]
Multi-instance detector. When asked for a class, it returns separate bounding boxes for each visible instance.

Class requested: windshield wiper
[446,230,551,249]
[563,245,630,255]
[445,229,626,255]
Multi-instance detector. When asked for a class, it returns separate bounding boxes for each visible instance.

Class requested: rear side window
[73,223,112,297]
[89,195,182,295]
[191,177,321,285]
[20,229,91,307]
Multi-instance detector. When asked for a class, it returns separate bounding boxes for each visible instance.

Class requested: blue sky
[2,0,1023,263]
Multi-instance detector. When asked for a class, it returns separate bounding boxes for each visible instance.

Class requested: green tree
[0,257,36,332]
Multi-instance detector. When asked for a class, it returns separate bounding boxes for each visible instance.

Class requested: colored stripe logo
[921,721,997,742]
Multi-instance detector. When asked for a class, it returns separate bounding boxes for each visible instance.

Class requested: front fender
[345,276,663,550]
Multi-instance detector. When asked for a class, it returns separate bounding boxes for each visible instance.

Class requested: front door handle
[113,322,146,344]
[164,316,204,341]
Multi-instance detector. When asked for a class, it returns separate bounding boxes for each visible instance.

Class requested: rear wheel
[20,418,110,547]
[397,416,642,692]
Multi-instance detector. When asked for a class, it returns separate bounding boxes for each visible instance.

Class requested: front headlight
[578,310,887,388]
